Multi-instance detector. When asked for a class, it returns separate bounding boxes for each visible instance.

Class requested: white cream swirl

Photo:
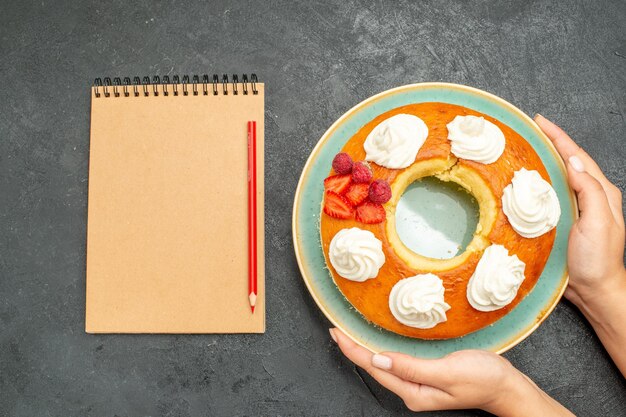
[364,114,428,169]
[389,273,451,329]
[467,244,526,312]
[329,227,385,282]
[502,168,561,238]
[447,115,505,164]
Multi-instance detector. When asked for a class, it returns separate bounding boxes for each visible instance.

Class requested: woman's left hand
[330,328,574,416]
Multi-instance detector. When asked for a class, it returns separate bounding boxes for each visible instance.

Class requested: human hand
[534,114,626,312]
[329,328,573,416]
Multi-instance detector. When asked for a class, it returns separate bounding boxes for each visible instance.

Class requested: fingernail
[534,113,542,120]
[329,328,337,343]
[372,353,392,370]
[569,155,585,173]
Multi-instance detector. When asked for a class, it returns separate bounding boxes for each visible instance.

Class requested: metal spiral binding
[123,77,131,97]
[250,74,258,95]
[222,74,228,95]
[152,76,160,96]
[142,76,150,96]
[212,74,219,95]
[182,75,190,96]
[232,74,239,95]
[202,74,210,95]
[242,74,249,95]
[192,75,199,96]
[113,77,121,97]
[172,75,180,95]
[103,77,112,97]
[133,76,141,96]
[93,74,259,97]
[94,78,102,97]
[162,76,170,96]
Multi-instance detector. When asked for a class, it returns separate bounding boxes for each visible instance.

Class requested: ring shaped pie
[319,102,556,339]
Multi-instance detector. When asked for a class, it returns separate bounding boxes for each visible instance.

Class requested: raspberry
[368,179,391,204]
[352,161,373,183]
[332,152,353,175]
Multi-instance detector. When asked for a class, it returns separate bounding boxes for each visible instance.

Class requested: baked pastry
[319,102,560,339]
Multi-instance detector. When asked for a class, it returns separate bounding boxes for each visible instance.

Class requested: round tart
[319,102,557,339]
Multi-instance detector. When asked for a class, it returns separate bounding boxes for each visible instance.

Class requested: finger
[566,160,614,225]
[608,185,625,228]
[371,351,461,411]
[569,156,624,226]
[330,328,415,399]
[534,114,613,190]
[563,287,580,304]
[535,114,623,223]
[331,329,455,412]
[374,351,452,388]
[403,384,457,412]
[534,114,581,160]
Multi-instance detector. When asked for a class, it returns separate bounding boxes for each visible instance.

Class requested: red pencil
[247,121,258,313]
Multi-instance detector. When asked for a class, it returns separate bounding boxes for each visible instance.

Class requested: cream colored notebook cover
[86,76,265,333]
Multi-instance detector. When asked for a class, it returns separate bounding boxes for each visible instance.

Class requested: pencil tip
[248,292,257,314]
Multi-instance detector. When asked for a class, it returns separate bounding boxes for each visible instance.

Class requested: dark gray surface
[1,0,625,416]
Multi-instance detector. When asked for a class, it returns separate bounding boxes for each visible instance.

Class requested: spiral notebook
[86,74,265,333]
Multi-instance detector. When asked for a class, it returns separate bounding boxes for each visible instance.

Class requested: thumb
[372,351,451,387]
[566,156,612,219]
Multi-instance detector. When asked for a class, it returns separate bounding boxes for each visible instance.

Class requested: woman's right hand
[534,114,625,307]
[535,114,626,375]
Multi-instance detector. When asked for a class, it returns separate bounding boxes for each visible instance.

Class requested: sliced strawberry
[345,183,369,207]
[323,191,354,219]
[356,202,386,224]
[324,174,352,194]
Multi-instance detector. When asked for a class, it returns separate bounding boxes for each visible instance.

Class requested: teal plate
[292,83,577,358]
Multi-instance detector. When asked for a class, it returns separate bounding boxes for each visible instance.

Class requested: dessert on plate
[319,102,561,339]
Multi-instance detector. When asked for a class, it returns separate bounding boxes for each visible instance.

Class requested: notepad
[86,75,265,333]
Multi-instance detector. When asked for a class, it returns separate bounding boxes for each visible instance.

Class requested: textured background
[1,0,625,416]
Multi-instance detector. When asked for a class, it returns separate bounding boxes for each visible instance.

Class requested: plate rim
[292,82,578,355]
